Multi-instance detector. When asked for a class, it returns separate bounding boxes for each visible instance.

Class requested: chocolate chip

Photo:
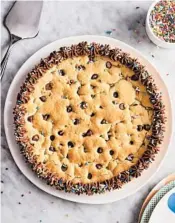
[112,101,117,105]
[130,141,134,145]
[71,79,75,84]
[106,61,112,69]
[32,135,39,141]
[68,79,76,85]
[119,103,125,110]
[126,154,134,161]
[77,86,81,95]
[74,119,80,125]
[42,114,50,121]
[27,116,33,122]
[67,105,73,113]
[76,65,85,70]
[91,112,95,117]
[80,101,87,109]
[84,147,88,153]
[86,129,93,136]
[90,85,96,89]
[101,119,108,124]
[91,94,96,98]
[87,173,92,179]
[109,150,114,155]
[68,141,74,148]
[99,105,103,109]
[39,96,47,102]
[58,130,64,136]
[107,131,112,139]
[97,147,103,153]
[45,82,53,90]
[80,65,86,70]
[96,164,102,169]
[50,135,55,141]
[88,57,95,63]
[91,74,98,79]
[144,124,151,131]
[113,91,119,98]
[49,146,56,152]
[131,74,139,81]
[61,164,68,172]
[59,69,65,76]
[137,125,143,131]
[82,133,86,137]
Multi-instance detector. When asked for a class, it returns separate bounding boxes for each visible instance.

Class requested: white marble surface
[1,1,175,223]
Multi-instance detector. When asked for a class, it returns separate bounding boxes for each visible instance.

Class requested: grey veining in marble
[1,1,175,223]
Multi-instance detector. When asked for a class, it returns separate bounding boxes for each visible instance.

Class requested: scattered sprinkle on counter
[105,30,112,35]
[150,0,175,43]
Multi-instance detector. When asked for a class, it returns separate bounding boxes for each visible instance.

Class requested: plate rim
[139,173,175,221]
[4,35,173,204]
[140,181,175,223]
[149,187,175,223]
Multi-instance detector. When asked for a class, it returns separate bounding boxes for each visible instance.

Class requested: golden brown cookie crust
[14,42,165,195]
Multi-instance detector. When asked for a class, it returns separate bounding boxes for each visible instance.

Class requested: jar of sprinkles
[146,0,175,48]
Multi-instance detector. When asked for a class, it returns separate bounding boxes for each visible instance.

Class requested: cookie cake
[13,42,165,195]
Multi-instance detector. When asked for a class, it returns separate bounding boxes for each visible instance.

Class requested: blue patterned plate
[140,181,175,223]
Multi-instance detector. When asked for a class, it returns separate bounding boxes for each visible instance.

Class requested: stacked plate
[139,174,175,223]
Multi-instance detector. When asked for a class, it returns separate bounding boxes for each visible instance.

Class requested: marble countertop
[1,1,175,223]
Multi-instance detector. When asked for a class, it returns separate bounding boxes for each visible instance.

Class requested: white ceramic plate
[149,188,175,223]
[139,173,175,222]
[4,35,172,204]
[140,181,175,223]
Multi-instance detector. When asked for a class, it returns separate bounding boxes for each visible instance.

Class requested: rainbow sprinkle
[105,30,112,35]
[150,0,175,43]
